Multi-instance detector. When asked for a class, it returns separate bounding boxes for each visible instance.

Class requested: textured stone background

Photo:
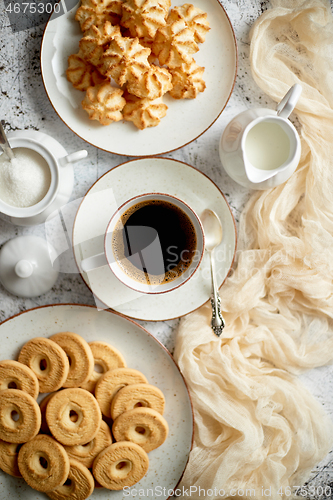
[0,0,332,496]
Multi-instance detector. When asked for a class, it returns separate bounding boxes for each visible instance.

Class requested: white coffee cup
[80,193,205,294]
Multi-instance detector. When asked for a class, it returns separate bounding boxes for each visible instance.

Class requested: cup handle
[276,83,302,119]
[81,253,107,273]
[60,150,88,166]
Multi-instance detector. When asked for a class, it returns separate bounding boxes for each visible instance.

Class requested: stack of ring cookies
[0,332,168,498]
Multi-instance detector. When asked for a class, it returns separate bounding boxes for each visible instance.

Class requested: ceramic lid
[0,236,59,298]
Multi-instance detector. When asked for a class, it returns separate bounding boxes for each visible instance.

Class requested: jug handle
[276,84,302,119]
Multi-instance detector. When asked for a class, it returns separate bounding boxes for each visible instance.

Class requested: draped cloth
[174,1,333,498]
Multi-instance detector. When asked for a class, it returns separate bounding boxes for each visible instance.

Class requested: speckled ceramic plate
[0,304,193,500]
[72,157,237,321]
[40,0,237,156]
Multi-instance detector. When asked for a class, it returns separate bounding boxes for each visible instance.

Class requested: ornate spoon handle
[209,250,225,337]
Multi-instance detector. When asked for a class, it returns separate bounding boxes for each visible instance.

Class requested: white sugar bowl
[0,130,87,226]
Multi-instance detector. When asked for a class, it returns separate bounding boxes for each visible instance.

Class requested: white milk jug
[219,84,302,190]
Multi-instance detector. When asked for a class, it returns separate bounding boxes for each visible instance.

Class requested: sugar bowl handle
[60,150,88,166]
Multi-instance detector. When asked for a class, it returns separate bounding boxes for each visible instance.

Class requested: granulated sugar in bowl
[0,148,51,208]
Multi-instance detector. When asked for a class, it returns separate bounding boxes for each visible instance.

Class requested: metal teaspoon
[201,209,225,337]
[0,121,14,160]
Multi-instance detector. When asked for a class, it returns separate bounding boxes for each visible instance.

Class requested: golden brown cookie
[121,0,170,39]
[46,459,95,500]
[127,64,172,100]
[18,434,70,492]
[93,441,149,490]
[169,60,205,99]
[139,37,158,64]
[0,389,41,443]
[66,51,108,91]
[112,407,168,452]
[168,3,210,43]
[95,367,148,418]
[75,5,114,32]
[79,21,121,66]
[39,393,56,434]
[64,420,112,468]
[111,383,165,420]
[0,359,39,399]
[123,92,168,129]
[49,332,94,388]
[81,341,126,393]
[46,388,102,446]
[75,0,123,31]
[98,35,150,86]
[152,17,199,68]
[18,337,70,393]
[0,440,22,477]
[82,83,126,126]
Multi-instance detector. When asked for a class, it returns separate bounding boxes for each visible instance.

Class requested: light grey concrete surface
[0,0,332,496]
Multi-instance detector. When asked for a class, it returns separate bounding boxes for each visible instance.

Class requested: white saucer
[73,158,237,321]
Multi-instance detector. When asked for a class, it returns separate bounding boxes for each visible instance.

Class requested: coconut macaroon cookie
[46,388,102,446]
[49,332,94,388]
[93,441,149,490]
[112,407,168,452]
[0,440,22,477]
[0,389,41,443]
[46,458,95,500]
[18,435,70,492]
[64,420,112,468]
[0,360,39,399]
[111,383,165,420]
[123,92,168,129]
[81,83,126,126]
[95,367,148,418]
[18,337,70,393]
[81,341,127,393]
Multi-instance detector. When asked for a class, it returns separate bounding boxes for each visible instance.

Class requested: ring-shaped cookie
[18,434,70,492]
[18,337,70,393]
[45,388,102,446]
[64,419,112,468]
[93,441,149,490]
[0,389,41,443]
[50,332,94,388]
[0,440,22,477]
[0,360,39,399]
[39,393,56,434]
[46,459,94,500]
[95,368,148,418]
[111,383,165,420]
[81,341,126,393]
[112,407,168,452]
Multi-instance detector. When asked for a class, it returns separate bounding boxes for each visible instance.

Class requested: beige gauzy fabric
[174,1,333,498]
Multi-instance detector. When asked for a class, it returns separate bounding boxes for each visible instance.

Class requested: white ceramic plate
[0,304,193,500]
[40,0,237,156]
[72,157,237,321]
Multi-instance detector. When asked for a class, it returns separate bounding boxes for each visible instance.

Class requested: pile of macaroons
[66,0,210,129]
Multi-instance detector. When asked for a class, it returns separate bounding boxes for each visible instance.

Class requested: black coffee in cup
[112,199,197,285]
